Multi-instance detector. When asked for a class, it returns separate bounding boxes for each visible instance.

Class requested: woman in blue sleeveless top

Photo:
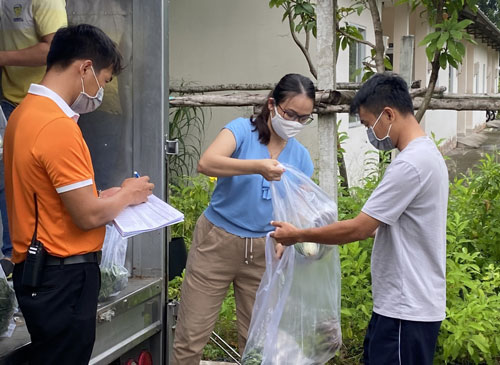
[172,74,316,364]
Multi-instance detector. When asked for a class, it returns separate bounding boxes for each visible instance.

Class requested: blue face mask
[366,111,395,151]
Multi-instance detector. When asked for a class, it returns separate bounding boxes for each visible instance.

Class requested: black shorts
[363,312,442,365]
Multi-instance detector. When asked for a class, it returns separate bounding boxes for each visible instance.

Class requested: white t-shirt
[362,136,448,322]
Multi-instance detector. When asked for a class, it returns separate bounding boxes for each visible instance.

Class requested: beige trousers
[171,214,266,365]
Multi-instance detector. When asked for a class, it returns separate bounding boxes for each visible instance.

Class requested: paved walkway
[446,121,500,181]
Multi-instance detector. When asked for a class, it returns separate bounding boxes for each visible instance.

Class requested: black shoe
[0,258,14,279]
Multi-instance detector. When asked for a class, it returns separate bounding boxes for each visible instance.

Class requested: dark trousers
[363,312,441,365]
[0,99,15,258]
[13,262,100,365]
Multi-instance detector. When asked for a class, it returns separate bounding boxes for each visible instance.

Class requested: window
[483,64,486,93]
[349,28,366,83]
[349,27,366,124]
[448,67,454,93]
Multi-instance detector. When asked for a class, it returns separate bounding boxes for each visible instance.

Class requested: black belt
[45,251,102,266]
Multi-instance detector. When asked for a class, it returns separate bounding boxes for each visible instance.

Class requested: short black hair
[350,72,414,117]
[251,73,315,144]
[47,24,123,75]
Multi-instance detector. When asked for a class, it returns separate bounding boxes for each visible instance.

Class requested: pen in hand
[133,171,140,178]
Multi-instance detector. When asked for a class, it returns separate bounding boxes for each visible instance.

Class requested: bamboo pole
[169,89,500,112]
[169,82,362,93]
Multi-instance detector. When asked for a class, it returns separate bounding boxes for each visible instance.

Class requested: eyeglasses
[278,104,314,125]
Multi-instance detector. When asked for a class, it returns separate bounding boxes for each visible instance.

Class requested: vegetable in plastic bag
[0,265,15,335]
[98,225,129,302]
[242,163,342,364]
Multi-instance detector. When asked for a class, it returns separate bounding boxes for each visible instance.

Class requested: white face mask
[271,106,305,140]
[71,66,104,114]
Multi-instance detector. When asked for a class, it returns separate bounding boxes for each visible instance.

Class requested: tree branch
[366,0,386,73]
[170,82,363,93]
[337,27,376,48]
[409,86,446,97]
[287,11,318,79]
[415,0,445,122]
[169,90,500,112]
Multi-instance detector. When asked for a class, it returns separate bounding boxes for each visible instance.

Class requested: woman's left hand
[275,243,285,259]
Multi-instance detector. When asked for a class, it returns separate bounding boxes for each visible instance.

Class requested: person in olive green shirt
[0,0,67,274]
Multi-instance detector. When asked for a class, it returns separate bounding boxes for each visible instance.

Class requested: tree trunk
[415,0,445,122]
[415,52,441,122]
[367,0,386,73]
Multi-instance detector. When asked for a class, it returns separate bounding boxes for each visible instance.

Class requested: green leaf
[305,21,314,32]
[294,4,305,15]
[471,334,490,353]
[419,31,441,46]
[456,41,466,56]
[302,2,314,15]
[384,57,393,70]
[455,19,474,30]
[447,54,459,69]
[341,37,348,50]
[447,40,459,59]
[439,53,448,69]
[437,32,450,50]
[425,46,435,62]
[450,30,463,40]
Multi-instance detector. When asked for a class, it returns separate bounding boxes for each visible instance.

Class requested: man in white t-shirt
[271,72,448,364]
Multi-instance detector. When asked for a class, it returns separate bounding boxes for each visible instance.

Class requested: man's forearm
[0,41,51,67]
[299,219,368,245]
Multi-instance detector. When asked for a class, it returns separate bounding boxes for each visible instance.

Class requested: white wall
[170,0,317,155]
[471,40,490,128]
[422,67,457,143]
[170,0,379,185]
[336,0,379,186]
[170,0,499,184]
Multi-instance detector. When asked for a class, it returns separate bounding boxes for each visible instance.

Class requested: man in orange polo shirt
[4,24,154,364]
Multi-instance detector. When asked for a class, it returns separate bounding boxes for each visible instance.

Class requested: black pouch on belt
[22,193,47,288]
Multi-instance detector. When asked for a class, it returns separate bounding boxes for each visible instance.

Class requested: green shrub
[169,174,216,250]
[169,153,500,364]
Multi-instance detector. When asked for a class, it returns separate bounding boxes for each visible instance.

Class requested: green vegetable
[313,317,342,354]
[241,347,263,365]
[0,277,15,334]
[98,264,128,302]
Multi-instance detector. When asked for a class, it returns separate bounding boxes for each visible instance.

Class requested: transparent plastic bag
[98,224,129,302]
[242,164,342,364]
[0,264,15,335]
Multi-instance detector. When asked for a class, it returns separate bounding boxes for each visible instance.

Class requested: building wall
[169,0,378,186]
[170,0,316,171]
[169,0,500,185]
[471,40,490,128]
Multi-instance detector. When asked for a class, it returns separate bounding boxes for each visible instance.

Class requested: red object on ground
[137,350,153,365]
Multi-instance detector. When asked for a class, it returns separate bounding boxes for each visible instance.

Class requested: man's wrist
[297,228,308,243]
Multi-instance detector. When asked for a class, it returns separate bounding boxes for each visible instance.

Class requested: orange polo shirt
[4,84,105,264]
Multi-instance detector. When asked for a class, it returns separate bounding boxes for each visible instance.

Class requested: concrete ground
[446,121,500,181]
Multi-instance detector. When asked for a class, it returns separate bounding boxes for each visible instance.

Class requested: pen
[133,171,140,178]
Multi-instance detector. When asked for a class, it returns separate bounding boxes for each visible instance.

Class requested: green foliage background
[168,153,500,364]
